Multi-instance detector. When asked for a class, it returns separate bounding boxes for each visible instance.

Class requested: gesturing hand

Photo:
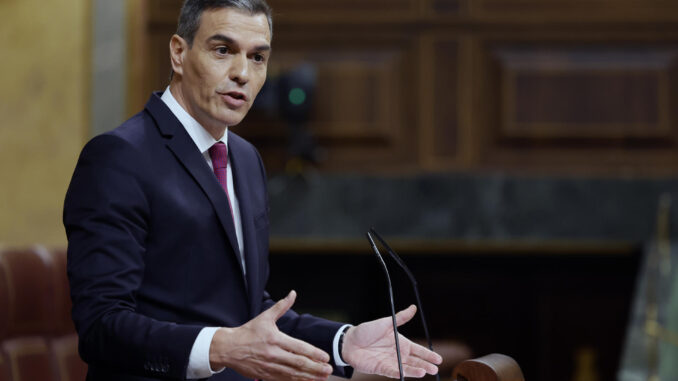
[209,290,333,381]
[341,305,443,378]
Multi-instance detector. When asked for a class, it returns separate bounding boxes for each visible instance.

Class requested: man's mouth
[218,91,248,107]
[226,91,247,101]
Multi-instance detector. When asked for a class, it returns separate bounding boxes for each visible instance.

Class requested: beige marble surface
[0,0,89,247]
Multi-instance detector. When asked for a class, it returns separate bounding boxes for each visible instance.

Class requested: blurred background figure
[619,194,678,381]
[3,0,678,380]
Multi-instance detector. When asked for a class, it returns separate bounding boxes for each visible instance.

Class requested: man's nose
[229,54,249,85]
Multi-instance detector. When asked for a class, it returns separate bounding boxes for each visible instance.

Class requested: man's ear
[170,34,188,76]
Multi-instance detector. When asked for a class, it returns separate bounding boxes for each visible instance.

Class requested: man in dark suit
[63,1,442,380]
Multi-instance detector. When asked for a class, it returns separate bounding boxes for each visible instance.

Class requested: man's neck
[169,82,226,140]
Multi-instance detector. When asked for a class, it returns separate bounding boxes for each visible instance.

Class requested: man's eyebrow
[207,34,235,44]
[254,44,271,53]
[206,34,271,52]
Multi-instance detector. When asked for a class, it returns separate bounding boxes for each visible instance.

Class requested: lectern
[452,354,524,381]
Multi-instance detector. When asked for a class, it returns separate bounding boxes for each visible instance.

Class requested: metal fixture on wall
[252,63,324,173]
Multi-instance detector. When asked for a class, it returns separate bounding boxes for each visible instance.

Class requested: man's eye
[216,47,229,55]
[254,54,265,62]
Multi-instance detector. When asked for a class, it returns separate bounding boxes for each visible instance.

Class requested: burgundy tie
[208,142,234,218]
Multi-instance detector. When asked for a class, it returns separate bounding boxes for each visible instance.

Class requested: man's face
[171,8,271,130]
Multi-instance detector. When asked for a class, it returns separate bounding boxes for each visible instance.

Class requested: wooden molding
[269,237,636,256]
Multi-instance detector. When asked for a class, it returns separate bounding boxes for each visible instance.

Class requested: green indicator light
[288,88,306,105]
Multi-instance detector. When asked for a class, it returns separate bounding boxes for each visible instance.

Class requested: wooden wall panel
[147,0,182,24]
[240,32,420,172]
[472,39,678,171]
[431,39,460,159]
[255,47,405,141]
[496,47,676,140]
[472,0,678,21]
[268,0,417,15]
[430,0,464,14]
[131,0,678,174]
[145,28,173,96]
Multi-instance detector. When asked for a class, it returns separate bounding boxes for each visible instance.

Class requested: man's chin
[218,111,247,128]
[222,119,243,128]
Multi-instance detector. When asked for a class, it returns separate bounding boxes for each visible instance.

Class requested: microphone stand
[367,232,405,381]
[368,228,441,381]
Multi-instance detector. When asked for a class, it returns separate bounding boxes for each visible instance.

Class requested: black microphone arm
[366,232,405,381]
[369,228,441,381]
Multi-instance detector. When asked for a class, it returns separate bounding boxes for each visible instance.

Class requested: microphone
[366,231,405,381]
[367,228,441,381]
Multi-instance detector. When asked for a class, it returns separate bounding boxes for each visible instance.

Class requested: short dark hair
[176,0,273,46]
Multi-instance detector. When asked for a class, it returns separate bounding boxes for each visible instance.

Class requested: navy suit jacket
[64,93,349,380]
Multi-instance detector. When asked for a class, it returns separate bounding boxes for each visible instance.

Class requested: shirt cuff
[332,324,352,367]
[187,327,226,379]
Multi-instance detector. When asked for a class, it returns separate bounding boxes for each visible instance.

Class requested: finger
[269,345,333,378]
[376,363,401,379]
[263,290,297,321]
[402,364,427,378]
[277,331,331,363]
[256,357,331,381]
[379,363,426,379]
[404,356,439,375]
[408,341,443,365]
[395,305,417,327]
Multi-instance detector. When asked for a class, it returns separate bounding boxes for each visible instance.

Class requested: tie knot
[209,142,228,169]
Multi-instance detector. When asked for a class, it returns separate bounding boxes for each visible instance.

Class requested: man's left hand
[341,305,443,378]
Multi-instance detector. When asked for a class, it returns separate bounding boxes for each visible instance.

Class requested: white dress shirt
[160,88,348,379]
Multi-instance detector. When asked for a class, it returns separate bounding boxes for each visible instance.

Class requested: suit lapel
[145,94,245,282]
[229,137,262,316]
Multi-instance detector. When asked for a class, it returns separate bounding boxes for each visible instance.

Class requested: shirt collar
[160,86,228,154]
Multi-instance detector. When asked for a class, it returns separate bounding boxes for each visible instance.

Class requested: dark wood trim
[269,237,637,256]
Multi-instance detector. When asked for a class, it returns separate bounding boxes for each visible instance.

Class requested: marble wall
[268,173,678,242]
[0,0,90,246]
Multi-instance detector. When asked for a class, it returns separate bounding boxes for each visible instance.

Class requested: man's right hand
[209,290,333,381]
